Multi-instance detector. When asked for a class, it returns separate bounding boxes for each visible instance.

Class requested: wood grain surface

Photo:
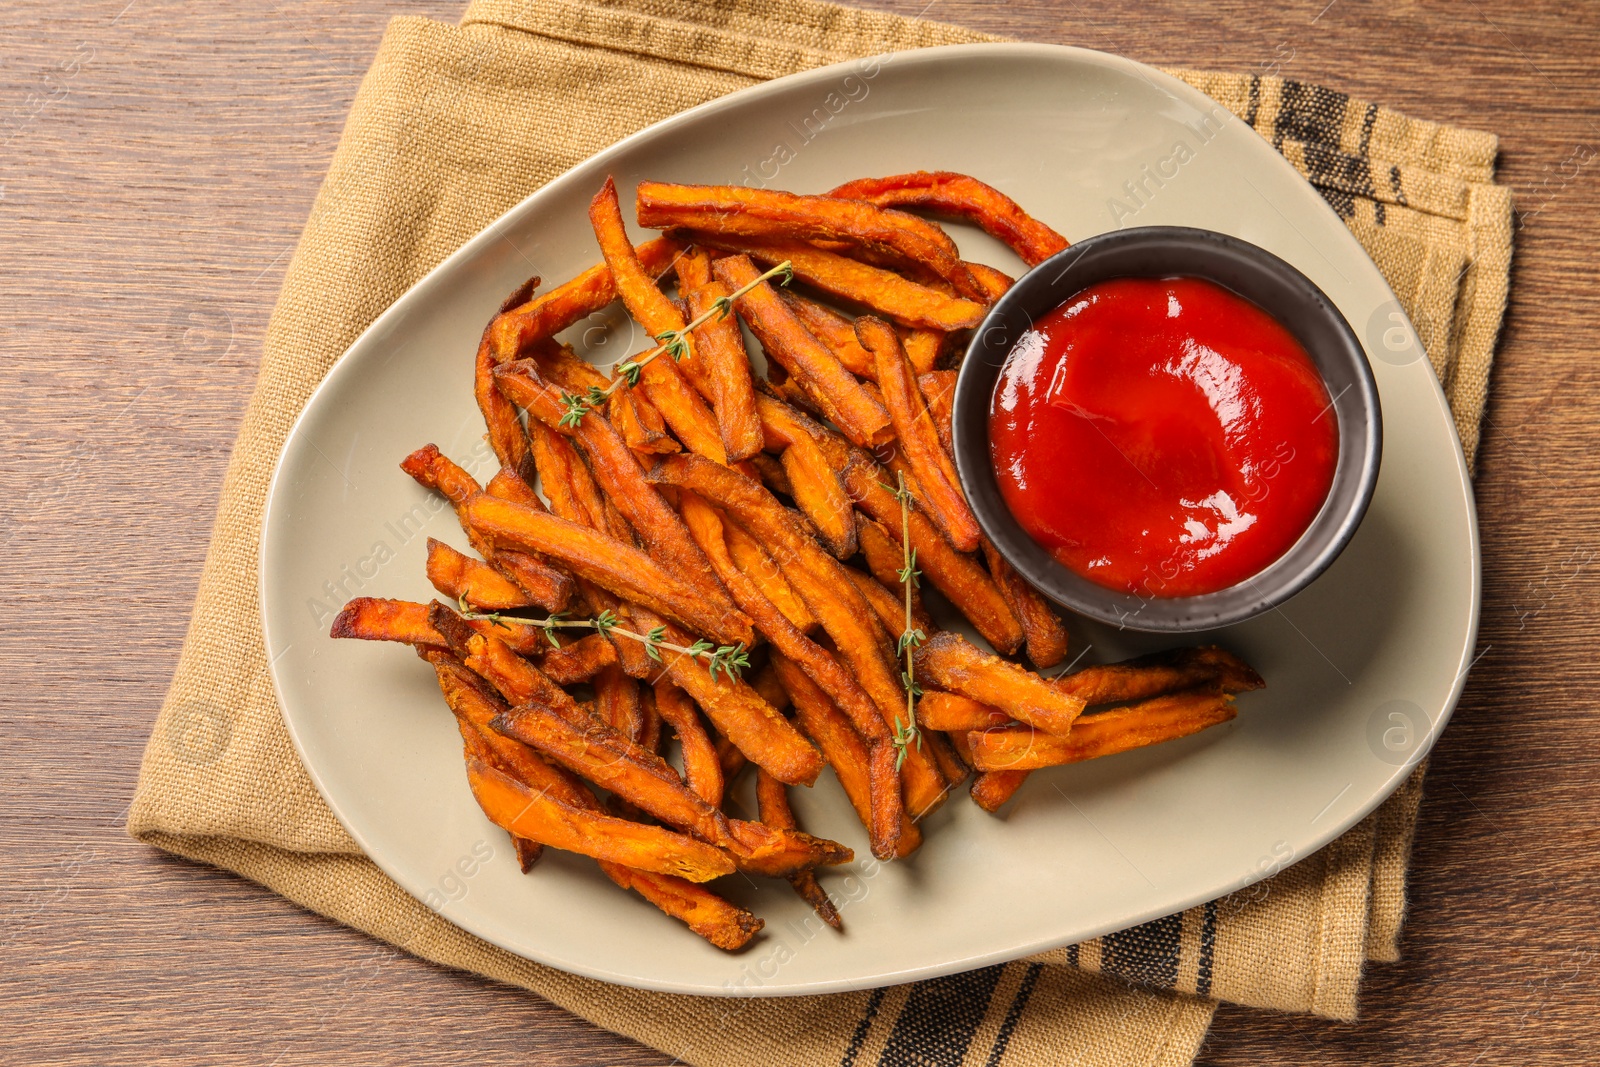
[2,1,1596,1064]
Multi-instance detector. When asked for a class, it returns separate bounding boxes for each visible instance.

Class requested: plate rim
[260,40,1481,996]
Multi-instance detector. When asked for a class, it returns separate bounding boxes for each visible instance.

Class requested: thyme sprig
[455,596,750,682]
[888,472,925,771]
[557,259,795,428]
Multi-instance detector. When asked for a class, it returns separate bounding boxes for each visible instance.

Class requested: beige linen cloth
[129,1,1513,1063]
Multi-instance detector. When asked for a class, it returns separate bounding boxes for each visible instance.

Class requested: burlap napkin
[129,1,1513,1063]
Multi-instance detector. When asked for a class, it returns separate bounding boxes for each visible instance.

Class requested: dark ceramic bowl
[952,226,1383,633]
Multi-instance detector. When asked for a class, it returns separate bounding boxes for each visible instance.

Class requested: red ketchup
[989,276,1338,598]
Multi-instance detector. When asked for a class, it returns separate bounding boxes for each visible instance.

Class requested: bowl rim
[952,225,1384,633]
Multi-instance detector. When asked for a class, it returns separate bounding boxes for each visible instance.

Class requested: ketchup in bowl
[989,276,1338,598]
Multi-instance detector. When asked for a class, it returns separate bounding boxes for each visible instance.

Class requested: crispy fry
[637,181,981,298]
[969,689,1238,771]
[462,494,753,647]
[982,540,1069,669]
[493,361,736,612]
[917,369,957,455]
[539,632,619,685]
[780,434,856,559]
[599,863,762,949]
[626,605,822,788]
[465,757,734,881]
[774,651,920,858]
[688,232,986,332]
[589,178,727,462]
[1055,646,1265,705]
[745,451,793,497]
[330,597,445,647]
[970,770,1030,813]
[757,769,842,931]
[826,171,1069,266]
[677,248,764,460]
[485,236,682,364]
[915,632,1085,735]
[475,331,533,479]
[714,254,891,448]
[858,316,980,551]
[916,690,1010,733]
[654,680,724,807]
[715,732,748,780]
[722,521,816,632]
[780,293,875,378]
[425,538,533,611]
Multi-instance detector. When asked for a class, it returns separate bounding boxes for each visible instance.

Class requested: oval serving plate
[261,43,1478,997]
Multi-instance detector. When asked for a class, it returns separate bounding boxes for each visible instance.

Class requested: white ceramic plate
[261,44,1478,996]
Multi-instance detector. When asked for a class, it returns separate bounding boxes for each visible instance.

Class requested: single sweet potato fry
[626,605,822,788]
[916,690,1011,733]
[589,178,727,462]
[485,236,681,364]
[967,262,1015,301]
[826,171,1069,266]
[757,768,842,931]
[465,757,733,881]
[969,689,1238,771]
[653,680,724,807]
[722,521,816,632]
[915,631,1085,736]
[780,293,876,379]
[463,494,753,647]
[982,539,1069,669]
[779,434,856,559]
[858,316,980,551]
[774,651,919,859]
[637,181,981,297]
[714,254,891,448]
[844,568,934,640]
[330,597,445,647]
[1054,646,1265,706]
[426,539,533,611]
[475,331,533,479]
[599,863,762,949]
[921,728,971,790]
[485,466,545,511]
[677,248,764,460]
[493,361,735,610]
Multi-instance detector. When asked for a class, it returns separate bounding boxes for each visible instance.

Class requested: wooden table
[3,1,1596,1063]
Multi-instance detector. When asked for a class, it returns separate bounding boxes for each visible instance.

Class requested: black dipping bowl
[952,226,1383,633]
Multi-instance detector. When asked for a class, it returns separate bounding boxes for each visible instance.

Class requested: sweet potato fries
[329,170,1259,950]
